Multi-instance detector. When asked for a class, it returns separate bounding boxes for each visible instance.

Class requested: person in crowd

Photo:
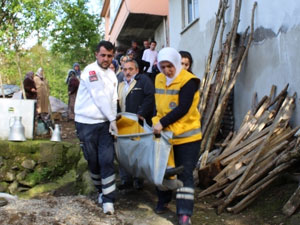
[116,55,129,82]
[109,59,120,74]
[152,47,202,225]
[179,51,194,74]
[142,40,158,83]
[117,59,155,191]
[126,40,142,59]
[127,49,150,74]
[73,62,81,79]
[67,69,80,121]
[74,40,118,215]
[66,62,81,84]
[143,40,150,50]
[34,67,50,120]
[23,71,37,99]
[115,46,126,65]
[141,40,150,56]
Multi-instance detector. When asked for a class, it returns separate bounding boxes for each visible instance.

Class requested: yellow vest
[152,69,202,145]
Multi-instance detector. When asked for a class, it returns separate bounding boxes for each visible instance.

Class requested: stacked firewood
[198,0,257,169]
[198,85,300,214]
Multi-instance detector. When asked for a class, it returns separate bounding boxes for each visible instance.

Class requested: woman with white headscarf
[34,67,50,119]
[152,47,202,225]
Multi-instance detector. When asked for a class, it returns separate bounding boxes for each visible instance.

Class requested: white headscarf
[36,67,44,79]
[157,47,182,86]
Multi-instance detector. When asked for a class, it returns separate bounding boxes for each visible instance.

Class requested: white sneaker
[98,193,103,204]
[103,202,114,215]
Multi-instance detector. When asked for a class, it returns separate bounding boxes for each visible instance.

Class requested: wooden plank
[217,95,295,214]
[282,185,300,216]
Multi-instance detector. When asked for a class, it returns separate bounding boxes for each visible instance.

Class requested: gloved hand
[109,120,118,135]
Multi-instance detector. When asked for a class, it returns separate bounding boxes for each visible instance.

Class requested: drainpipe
[163,16,169,47]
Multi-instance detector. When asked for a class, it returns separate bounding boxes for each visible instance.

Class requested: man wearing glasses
[75,40,118,215]
[117,59,155,191]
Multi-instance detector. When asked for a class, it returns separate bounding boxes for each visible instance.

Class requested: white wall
[168,0,300,128]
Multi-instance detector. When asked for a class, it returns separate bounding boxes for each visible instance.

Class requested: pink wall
[125,0,168,16]
[101,0,169,44]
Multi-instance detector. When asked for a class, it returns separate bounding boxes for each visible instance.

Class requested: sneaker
[103,202,114,215]
[98,193,103,204]
[154,202,168,214]
[178,215,191,225]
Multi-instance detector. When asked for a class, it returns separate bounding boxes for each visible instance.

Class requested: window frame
[182,0,199,29]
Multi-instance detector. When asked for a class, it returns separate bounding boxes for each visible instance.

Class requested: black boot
[164,165,184,178]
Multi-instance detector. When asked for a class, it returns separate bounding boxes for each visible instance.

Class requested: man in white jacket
[75,40,118,215]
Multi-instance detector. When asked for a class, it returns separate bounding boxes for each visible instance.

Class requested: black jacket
[118,73,155,125]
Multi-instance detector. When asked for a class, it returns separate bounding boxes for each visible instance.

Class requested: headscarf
[68,69,76,77]
[157,47,182,86]
[25,71,34,80]
[111,59,119,73]
[36,67,44,79]
[73,62,81,78]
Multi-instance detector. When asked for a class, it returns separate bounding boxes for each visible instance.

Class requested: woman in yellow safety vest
[152,47,202,225]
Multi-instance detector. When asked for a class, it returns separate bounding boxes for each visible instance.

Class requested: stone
[4,171,15,182]
[79,171,96,195]
[0,197,8,207]
[0,182,9,192]
[16,171,27,181]
[0,156,3,168]
[21,159,36,170]
[8,180,18,194]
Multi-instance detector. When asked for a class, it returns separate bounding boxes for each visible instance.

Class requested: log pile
[198,0,257,169]
[198,85,300,214]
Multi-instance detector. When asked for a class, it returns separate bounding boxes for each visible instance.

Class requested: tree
[51,0,102,67]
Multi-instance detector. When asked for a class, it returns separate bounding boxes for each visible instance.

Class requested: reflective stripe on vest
[155,88,180,95]
[173,128,202,139]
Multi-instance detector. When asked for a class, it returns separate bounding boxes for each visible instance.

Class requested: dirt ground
[1,120,300,225]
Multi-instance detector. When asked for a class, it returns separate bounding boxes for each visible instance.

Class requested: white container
[0,99,35,140]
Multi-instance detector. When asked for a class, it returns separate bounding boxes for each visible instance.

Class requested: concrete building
[168,0,300,128]
[101,0,300,128]
[100,0,169,50]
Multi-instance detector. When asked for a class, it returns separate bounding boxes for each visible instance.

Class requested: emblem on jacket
[89,71,98,82]
[169,102,177,109]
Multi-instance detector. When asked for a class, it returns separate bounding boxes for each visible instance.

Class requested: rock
[0,197,8,207]
[16,171,27,181]
[4,171,15,182]
[21,159,36,170]
[17,187,30,192]
[0,182,9,192]
[8,180,18,194]
[0,156,3,168]
[80,171,96,195]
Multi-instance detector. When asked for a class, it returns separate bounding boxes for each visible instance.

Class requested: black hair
[179,50,194,73]
[96,40,115,53]
[150,40,157,45]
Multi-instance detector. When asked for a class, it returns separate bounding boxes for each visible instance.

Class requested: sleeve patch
[89,71,98,82]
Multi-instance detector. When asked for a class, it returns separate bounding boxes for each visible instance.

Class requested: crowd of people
[73,40,199,225]
[22,39,198,225]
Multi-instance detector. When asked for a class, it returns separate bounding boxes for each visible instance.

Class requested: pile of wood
[198,85,300,214]
[198,0,257,169]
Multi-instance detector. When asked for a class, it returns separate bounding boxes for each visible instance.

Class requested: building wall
[154,19,168,51]
[168,0,300,128]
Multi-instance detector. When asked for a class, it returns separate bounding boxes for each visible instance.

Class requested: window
[182,0,199,28]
